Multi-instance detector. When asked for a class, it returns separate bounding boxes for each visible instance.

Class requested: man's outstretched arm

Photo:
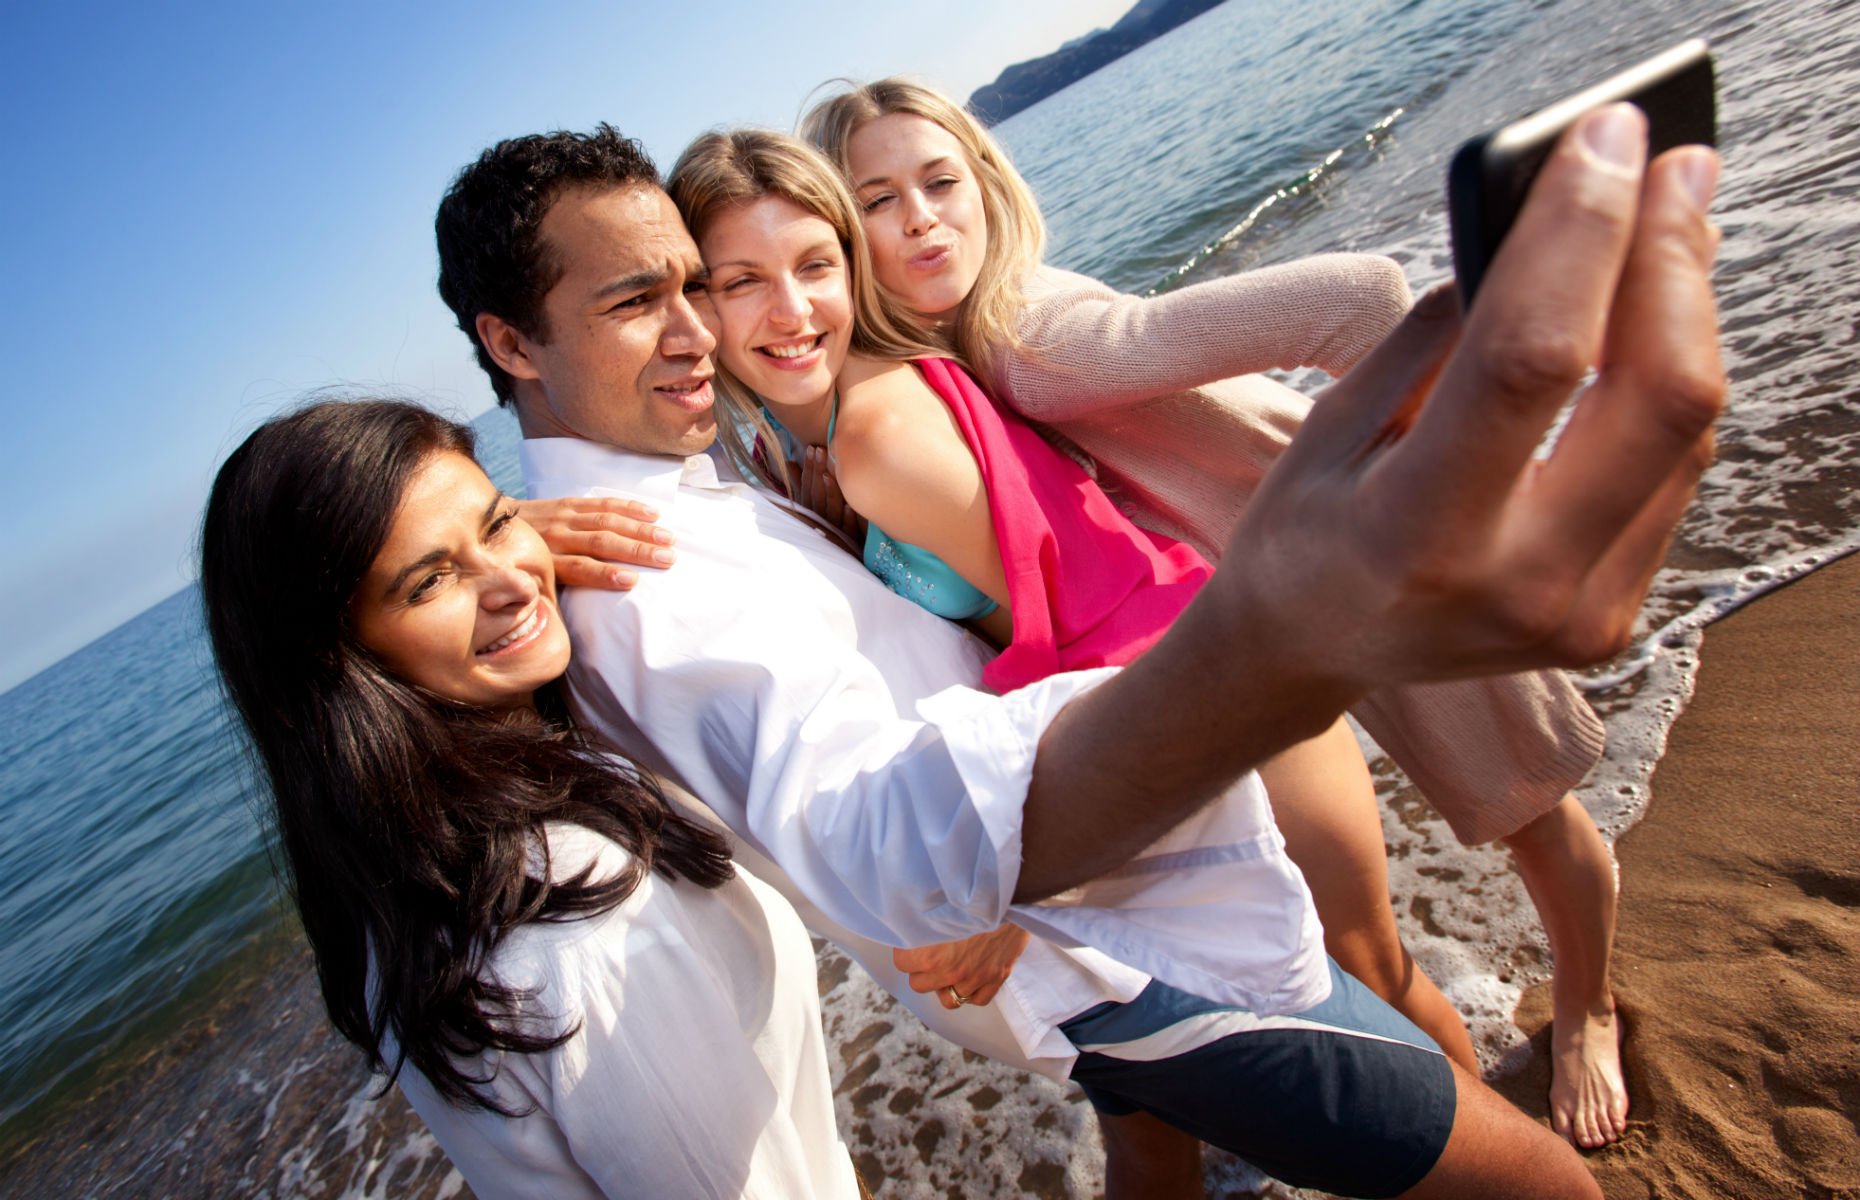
[1018,104,1723,901]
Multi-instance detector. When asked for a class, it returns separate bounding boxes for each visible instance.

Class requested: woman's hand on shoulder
[516,496,677,591]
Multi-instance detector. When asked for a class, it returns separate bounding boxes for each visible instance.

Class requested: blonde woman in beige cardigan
[802,77,1629,1153]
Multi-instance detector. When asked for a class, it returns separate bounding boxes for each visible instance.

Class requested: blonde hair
[668,128,942,493]
[801,78,1047,380]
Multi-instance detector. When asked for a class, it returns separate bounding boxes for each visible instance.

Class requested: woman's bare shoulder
[835,356,940,444]
[832,358,959,486]
[837,353,920,391]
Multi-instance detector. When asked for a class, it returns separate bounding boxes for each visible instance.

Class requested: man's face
[505,185,720,456]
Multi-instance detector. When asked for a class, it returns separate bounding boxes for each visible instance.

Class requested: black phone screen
[1449,39,1717,303]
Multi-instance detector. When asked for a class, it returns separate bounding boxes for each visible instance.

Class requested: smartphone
[1448,39,1717,304]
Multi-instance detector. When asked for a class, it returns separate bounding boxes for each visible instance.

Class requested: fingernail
[612,568,638,588]
[651,547,677,566]
[638,504,659,519]
[1579,103,1646,171]
[1673,148,1720,214]
[652,527,677,545]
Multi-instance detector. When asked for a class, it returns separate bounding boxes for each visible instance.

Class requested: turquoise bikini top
[862,520,1000,621]
[771,399,999,622]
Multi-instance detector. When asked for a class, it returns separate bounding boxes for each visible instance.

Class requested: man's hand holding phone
[1020,104,1723,903]
[1239,101,1723,695]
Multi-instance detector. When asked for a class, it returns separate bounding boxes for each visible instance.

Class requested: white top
[522,437,1330,1074]
[393,826,862,1199]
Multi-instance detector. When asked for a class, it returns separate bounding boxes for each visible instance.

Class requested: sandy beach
[1495,554,1860,1200]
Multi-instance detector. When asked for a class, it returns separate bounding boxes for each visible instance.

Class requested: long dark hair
[200,398,733,1112]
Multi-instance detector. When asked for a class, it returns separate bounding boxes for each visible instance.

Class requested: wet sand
[0,935,463,1200]
[1496,554,1859,1200]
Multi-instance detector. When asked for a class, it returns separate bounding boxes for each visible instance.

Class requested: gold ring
[948,986,970,1007]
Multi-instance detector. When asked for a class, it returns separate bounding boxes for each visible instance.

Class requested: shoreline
[0,920,460,1200]
[1495,553,1859,1199]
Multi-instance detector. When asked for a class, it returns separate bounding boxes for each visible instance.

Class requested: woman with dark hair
[200,397,862,1199]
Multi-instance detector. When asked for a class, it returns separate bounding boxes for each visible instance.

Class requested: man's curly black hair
[435,124,659,406]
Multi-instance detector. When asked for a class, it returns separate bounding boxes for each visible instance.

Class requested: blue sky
[1,0,1134,693]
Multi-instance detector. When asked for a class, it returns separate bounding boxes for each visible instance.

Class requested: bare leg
[1099,1110,1205,1200]
[1503,794,1627,1148]
[1262,720,1479,1071]
[1399,1060,1603,1199]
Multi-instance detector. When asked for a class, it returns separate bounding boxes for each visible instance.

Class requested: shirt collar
[519,436,735,509]
[519,435,859,555]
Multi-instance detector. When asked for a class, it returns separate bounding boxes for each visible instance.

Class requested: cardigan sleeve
[998,255,1411,421]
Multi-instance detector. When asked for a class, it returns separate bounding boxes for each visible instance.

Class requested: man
[435,107,1721,1198]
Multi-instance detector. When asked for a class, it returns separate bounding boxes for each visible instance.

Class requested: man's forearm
[1017,574,1355,902]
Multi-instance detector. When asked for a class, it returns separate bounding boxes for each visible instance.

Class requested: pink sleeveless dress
[909,357,1214,694]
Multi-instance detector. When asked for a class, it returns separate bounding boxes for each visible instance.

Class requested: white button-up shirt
[393,826,863,1200]
[522,438,1329,1074]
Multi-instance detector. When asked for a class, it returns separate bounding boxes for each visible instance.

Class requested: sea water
[1,0,1853,1193]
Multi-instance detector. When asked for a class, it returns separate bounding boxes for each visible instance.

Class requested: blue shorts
[1060,959,1456,1199]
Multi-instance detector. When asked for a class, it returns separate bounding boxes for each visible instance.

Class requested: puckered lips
[476,601,550,658]
[908,242,955,273]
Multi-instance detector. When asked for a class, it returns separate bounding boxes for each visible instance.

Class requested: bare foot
[1549,1000,1628,1148]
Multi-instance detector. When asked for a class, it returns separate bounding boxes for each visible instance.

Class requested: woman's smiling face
[700,194,853,414]
[846,112,988,318]
[349,451,571,709]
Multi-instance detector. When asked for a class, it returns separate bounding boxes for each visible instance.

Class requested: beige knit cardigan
[988,258,1605,845]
